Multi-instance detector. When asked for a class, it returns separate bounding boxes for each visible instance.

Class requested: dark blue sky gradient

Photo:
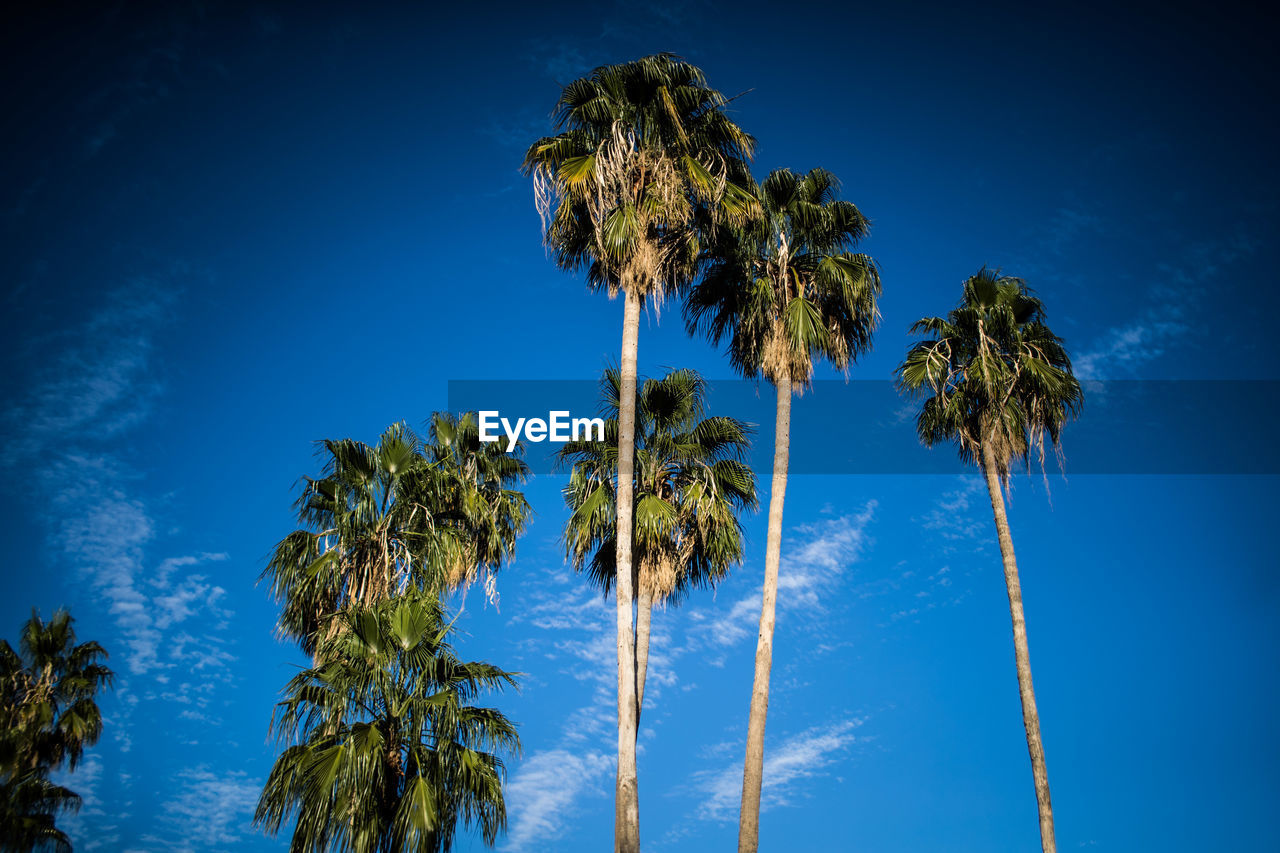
[1,2,1276,851]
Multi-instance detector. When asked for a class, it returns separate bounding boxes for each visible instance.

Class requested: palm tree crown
[262,421,530,654]
[423,412,532,596]
[254,591,519,853]
[522,52,756,302]
[559,368,757,604]
[687,167,882,386]
[896,267,1083,479]
[1,609,113,853]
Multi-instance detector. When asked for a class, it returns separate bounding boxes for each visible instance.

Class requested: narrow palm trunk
[737,376,791,853]
[980,443,1057,853]
[635,590,653,726]
[614,288,642,853]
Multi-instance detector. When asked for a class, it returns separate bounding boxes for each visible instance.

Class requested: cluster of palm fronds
[255,414,530,852]
[261,417,531,656]
[254,592,519,852]
[898,268,1083,481]
[1,610,112,853]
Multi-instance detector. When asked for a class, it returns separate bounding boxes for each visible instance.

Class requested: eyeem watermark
[478,410,605,452]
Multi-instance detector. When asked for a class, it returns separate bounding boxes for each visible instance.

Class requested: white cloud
[3,283,236,676]
[684,503,878,655]
[496,506,881,846]
[918,477,985,543]
[158,765,260,851]
[1074,318,1186,380]
[3,281,244,849]
[1073,229,1257,379]
[501,749,613,851]
[689,717,868,822]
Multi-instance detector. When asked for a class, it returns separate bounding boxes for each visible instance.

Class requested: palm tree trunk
[635,590,653,726]
[737,375,791,853]
[614,288,642,853]
[980,442,1057,853]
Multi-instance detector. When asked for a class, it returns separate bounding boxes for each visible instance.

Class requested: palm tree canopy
[522,53,756,302]
[558,368,757,603]
[686,167,882,386]
[423,412,532,595]
[1,609,113,853]
[895,267,1084,479]
[262,420,530,654]
[254,591,519,853]
[1,609,113,777]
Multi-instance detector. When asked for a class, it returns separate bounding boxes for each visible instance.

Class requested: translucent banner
[446,379,1280,475]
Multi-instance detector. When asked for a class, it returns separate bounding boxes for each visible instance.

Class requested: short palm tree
[523,53,754,851]
[1,609,113,852]
[896,268,1083,853]
[685,167,881,853]
[262,421,529,655]
[255,591,519,852]
[559,368,756,722]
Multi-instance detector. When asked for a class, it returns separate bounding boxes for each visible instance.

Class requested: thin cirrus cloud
[686,716,869,823]
[682,502,878,657]
[6,281,234,679]
[1071,229,1258,380]
[3,279,253,849]
[500,505,880,848]
[501,749,614,852]
[154,765,262,852]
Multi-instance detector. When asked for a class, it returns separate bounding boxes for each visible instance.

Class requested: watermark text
[478,410,605,452]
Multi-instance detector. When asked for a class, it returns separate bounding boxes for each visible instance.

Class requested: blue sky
[1,1,1277,850]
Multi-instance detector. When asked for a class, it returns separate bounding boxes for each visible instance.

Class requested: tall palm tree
[895,268,1083,853]
[254,591,520,853]
[262,421,529,655]
[1,609,113,852]
[685,167,881,853]
[559,368,756,722]
[522,53,754,852]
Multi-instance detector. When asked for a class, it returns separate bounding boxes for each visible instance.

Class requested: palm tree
[559,368,756,722]
[262,421,530,655]
[423,412,532,602]
[1,608,113,852]
[685,167,881,853]
[895,268,1083,853]
[522,53,754,851]
[255,591,520,852]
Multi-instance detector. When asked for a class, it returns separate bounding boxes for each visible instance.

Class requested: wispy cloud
[500,505,880,847]
[3,281,172,463]
[501,749,613,852]
[1038,207,1102,259]
[1073,229,1258,379]
[154,765,261,851]
[54,754,119,851]
[683,503,878,658]
[6,282,235,678]
[2,280,246,849]
[687,717,868,823]
[917,477,985,543]
[523,39,593,83]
